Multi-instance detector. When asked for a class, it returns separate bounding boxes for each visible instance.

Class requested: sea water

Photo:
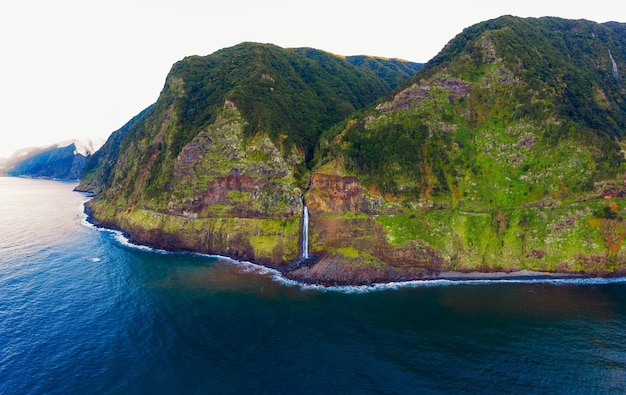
[1,177,626,394]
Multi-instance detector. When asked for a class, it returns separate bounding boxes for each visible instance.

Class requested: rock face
[166,105,302,220]
[306,16,626,282]
[77,42,421,281]
[284,170,443,284]
[307,174,367,213]
[83,103,304,266]
[79,18,626,285]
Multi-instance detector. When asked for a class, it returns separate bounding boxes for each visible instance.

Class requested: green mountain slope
[79,17,626,285]
[302,16,626,283]
[345,55,423,89]
[77,42,419,266]
[322,16,626,201]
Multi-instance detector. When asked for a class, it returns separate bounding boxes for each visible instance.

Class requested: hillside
[77,42,420,267]
[298,16,626,283]
[79,18,626,285]
[345,55,423,88]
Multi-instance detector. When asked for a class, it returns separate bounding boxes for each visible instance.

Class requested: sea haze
[1,177,625,394]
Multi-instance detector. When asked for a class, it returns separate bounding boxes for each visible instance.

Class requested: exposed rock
[299,173,445,283]
[307,173,368,213]
[287,257,431,286]
[79,21,626,285]
[377,79,470,112]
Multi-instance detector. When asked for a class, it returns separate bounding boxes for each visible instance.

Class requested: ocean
[1,177,625,394]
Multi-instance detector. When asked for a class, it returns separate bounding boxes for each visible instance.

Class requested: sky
[0,0,623,158]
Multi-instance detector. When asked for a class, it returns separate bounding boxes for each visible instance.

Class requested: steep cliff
[80,18,626,285]
[77,42,420,269]
[300,16,626,283]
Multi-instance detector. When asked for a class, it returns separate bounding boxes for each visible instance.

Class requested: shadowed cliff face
[4,142,95,180]
[83,102,304,266]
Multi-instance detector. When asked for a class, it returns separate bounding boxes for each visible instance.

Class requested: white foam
[202,259,626,293]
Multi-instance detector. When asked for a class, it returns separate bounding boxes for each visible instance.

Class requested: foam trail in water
[280,275,626,294]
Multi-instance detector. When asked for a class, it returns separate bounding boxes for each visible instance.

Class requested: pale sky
[0,0,623,158]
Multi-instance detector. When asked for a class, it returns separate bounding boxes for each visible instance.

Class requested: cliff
[77,42,420,273]
[298,16,626,283]
[3,140,102,180]
[79,18,626,285]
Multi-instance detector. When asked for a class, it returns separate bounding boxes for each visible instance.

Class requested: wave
[303,275,626,294]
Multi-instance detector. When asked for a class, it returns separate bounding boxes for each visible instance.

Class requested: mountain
[3,139,103,180]
[299,16,626,283]
[77,42,421,268]
[345,55,423,88]
[290,48,422,89]
[78,17,626,285]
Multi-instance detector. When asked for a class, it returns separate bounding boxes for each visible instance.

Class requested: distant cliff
[3,140,103,180]
[79,17,626,285]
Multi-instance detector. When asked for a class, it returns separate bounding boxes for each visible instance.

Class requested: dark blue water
[1,177,626,394]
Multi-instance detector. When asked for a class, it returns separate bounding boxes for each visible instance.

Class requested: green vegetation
[322,16,626,210]
[345,55,423,89]
[77,42,420,268]
[309,16,626,275]
[79,17,626,279]
[331,247,387,269]
[80,42,418,199]
[166,43,403,163]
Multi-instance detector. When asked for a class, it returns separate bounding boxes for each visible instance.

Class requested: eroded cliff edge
[82,102,303,267]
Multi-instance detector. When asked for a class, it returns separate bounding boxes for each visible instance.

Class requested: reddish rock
[307,173,365,214]
[298,173,445,284]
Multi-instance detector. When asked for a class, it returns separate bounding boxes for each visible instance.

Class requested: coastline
[78,200,626,288]
[435,270,581,281]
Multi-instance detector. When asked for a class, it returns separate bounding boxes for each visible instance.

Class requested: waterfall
[301,205,309,259]
[610,50,621,82]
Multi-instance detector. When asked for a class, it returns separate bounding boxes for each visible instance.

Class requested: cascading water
[301,204,309,260]
[610,50,621,81]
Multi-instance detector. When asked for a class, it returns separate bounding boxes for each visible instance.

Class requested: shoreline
[79,200,626,288]
[434,270,581,281]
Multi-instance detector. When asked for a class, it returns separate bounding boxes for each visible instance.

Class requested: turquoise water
[1,177,626,394]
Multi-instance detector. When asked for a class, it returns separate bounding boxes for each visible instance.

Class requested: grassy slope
[312,16,626,274]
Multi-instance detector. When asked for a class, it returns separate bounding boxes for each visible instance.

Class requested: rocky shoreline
[82,201,626,287]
